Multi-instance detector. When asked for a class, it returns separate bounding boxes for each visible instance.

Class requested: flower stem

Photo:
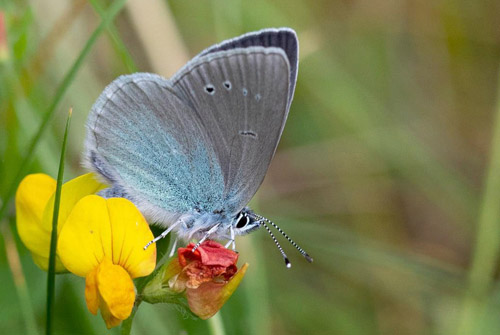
[208,312,226,335]
[121,299,142,335]
[120,233,172,334]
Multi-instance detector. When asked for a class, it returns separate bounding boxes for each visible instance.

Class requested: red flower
[176,240,238,289]
[144,240,248,319]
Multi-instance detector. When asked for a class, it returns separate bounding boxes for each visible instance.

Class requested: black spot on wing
[239,130,257,138]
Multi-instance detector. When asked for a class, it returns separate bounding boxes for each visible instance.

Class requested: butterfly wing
[86,29,298,223]
[85,73,226,224]
[171,46,293,216]
[196,28,298,104]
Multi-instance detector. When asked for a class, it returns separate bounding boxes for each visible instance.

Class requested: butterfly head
[232,208,261,235]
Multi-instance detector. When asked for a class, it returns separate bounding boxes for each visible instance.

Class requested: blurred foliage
[1,0,500,334]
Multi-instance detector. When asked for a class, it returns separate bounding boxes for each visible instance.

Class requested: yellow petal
[100,304,122,329]
[85,266,99,315]
[16,173,106,271]
[42,173,107,235]
[97,258,135,323]
[58,195,156,279]
[58,195,112,277]
[106,198,156,278]
[16,174,55,259]
[85,258,135,329]
[186,263,249,320]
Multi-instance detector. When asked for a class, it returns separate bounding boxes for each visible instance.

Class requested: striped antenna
[255,214,313,263]
[261,221,291,268]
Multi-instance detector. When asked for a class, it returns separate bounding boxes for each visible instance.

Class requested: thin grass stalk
[88,0,137,72]
[0,0,129,227]
[45,109,72,335]
[457,69,500,334]
[1,223,39,335]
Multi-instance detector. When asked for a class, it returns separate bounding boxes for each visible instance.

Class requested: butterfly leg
[231,225,236,250]
[143,220,180,250]
[224,239,233,248]
[191,223,221,252]
[224,225,237,250]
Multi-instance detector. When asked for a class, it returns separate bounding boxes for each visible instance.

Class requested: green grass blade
[0,0,129,227]
[457,70,500,334]
[88,0,138,72]
[45,109,72,335]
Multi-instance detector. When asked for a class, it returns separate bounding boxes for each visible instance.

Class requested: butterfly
[84,28,312,267]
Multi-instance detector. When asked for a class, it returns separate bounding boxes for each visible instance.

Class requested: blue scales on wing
[85,73,226,224]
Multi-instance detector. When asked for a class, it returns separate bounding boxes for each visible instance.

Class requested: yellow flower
[15,173,106,271]
[57,195,156,328]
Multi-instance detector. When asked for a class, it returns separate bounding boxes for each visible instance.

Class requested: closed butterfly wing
[85,73,226,224]
[171,45,293,216]
[196,28,298,104]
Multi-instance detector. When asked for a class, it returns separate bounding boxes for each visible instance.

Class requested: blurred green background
[1,0,500,334]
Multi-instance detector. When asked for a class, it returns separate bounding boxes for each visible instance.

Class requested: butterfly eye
[223,80,232,90]
[236,214,249,229]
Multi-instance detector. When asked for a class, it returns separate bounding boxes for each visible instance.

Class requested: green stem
[120,234,172,334]
[121,299,142,335]
[457,69,500,334]
[208,312,226,335]
[45,110,72,335]
[0,0,129,226]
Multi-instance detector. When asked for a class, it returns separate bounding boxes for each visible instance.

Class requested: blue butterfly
[84,28,312,267]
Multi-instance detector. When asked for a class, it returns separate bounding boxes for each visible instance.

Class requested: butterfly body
[85,28,298,243]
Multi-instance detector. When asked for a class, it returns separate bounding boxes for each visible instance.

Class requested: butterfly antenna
[261,221,291,268]
[256,214,313,263]
[143,221,180,250]
[192,223,221,253]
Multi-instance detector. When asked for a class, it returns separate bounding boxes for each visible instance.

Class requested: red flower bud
[177,240,239,288]
[145,240,248,319]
